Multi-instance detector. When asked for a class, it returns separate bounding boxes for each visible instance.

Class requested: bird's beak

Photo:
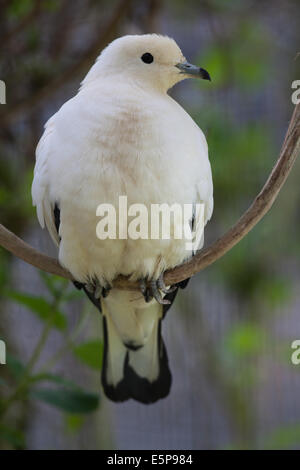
[175,61,211,81]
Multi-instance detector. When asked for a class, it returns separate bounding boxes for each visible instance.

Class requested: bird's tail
[100,293,172,404]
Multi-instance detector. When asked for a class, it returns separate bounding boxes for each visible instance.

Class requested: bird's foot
[139,273,176,305]
[157,272,177,294]
[85,277,111,299]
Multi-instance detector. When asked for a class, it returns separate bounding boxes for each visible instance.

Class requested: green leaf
[31,387,100,414]
[39,272,69,298]
[230,22,270,89]
[43,0,60,11]
[63,290,85,302]
[199,21,270,90]
[6,354,26,380]
[7,0,34,19]
[30,372,79,389]
[6,291,66,330]
[73,340,103,370]
[65,414,85,433]
[264,424,300,450]
[0,425,25,449]
[225,323,265,357]
[257,278,291,309]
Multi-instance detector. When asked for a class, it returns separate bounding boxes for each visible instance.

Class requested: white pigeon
[32,34,213,404]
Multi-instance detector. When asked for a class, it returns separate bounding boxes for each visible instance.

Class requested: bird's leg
[94,279,103,299]
[139,279,153,303]
[102,283,112,298]
[157,272,177,294]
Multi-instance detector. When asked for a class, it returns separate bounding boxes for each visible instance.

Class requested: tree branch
[0,103,299,290]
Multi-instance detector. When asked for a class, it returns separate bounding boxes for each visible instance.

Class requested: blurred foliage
[0,0,300,451]
[263,425,300,450]
[74,340,103,370]
[7,0,35,19]
[6,290,67,330]
[199,23,270,89]
[225,323,265,358]
[0,273,102,449]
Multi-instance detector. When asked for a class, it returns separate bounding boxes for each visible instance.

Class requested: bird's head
[82,34,210,92]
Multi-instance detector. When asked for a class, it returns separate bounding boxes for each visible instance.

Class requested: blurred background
[0,0,299,450]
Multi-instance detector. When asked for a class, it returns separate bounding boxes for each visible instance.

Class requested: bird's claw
[139,277,172,305]
[86,277,111,299]
[150,279,171,305]
[157,272,177,294]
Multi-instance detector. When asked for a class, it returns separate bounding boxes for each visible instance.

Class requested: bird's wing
[162,175,213,314]
[194,174,214,250]
[32,114,60,246]
[163,125,214,314]
[193,127,214,252]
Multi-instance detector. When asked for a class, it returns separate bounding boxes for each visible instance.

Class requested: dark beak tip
[200,68,211,81]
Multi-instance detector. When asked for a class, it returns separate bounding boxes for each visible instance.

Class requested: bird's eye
[141,52,154,64]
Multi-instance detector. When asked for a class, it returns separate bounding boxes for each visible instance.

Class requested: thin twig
[0,103,299,290]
